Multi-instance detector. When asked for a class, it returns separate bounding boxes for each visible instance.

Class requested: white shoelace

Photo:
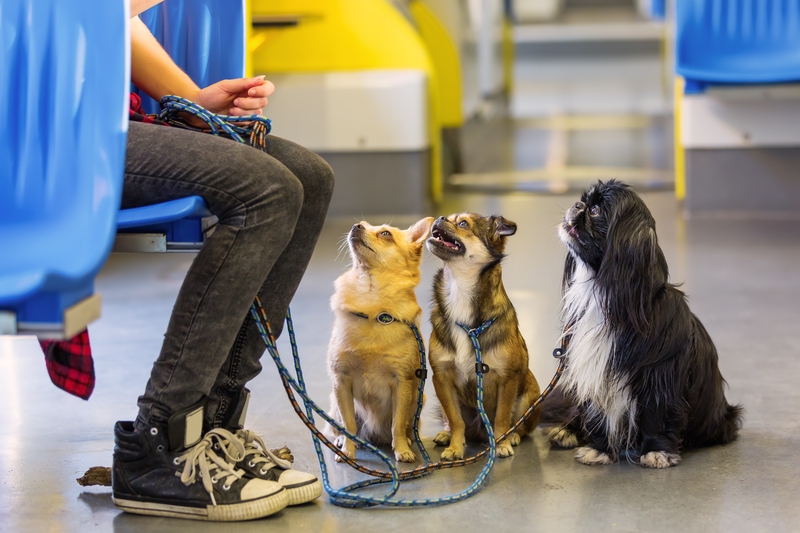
[233,430,292,476]
[175,428,246,506]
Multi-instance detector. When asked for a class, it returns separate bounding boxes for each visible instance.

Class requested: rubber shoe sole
[285,479,323,506]
[113,488,288,522]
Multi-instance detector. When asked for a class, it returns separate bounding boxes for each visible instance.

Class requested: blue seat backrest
[132,0,246,115]
[652,0,666,20]
[676,0,800,86]
[0,0,129,314]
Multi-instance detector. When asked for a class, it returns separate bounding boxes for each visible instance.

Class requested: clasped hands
[182,76,275,128]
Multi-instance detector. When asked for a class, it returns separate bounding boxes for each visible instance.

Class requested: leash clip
[475,362,490,375]
[415,368,427,380]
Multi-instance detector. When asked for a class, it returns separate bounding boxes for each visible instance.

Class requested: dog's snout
[352,223,364,231]
[567,201,586,223]
[437,216,446,222]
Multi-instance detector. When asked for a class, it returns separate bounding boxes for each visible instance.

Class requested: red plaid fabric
[36,92,168,400]
[39,330,95,400]
[129,92,171,126]
[37,93,174,400]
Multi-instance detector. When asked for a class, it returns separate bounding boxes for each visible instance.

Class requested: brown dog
[427,213,541,460]
[325,218,434,463]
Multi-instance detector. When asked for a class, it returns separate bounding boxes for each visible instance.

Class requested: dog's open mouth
[430,227,463,251]
[562,221,586,246]
[565,223,579,238]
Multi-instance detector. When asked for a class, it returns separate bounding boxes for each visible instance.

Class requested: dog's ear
[407,217,434,246]
[493,217,517,237]
[597,214,668,335]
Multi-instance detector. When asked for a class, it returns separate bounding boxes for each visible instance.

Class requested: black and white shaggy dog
[545,180,742,468]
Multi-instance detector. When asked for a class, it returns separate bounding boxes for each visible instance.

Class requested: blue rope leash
[167,95,567,508]
[250,298,500,507]
[157,95,271,144]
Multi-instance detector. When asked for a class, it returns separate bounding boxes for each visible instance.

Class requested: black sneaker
[232,429,323,505]
[112,404,287,521]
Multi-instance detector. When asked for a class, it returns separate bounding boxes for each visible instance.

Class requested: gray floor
[2,192,800,532]
[3,7,799,531]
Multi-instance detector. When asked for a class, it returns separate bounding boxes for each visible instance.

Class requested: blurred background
[249,0,676,215]
[3,1,800,531]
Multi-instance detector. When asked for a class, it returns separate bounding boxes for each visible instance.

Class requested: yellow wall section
[248,0,443,202]
[502,17,514,96]
[250,0,431,73]
[674,76,685,200]
[410,1,463,128]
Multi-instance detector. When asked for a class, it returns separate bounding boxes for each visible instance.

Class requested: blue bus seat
[131,0,246,115]
[0,0,129,338]
[652,0,666,20]
[119,0,245,250]
[116,196,212,252]
[676,0,800,94]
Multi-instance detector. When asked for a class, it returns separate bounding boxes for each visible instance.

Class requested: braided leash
[157,94,271,146]
[166,95,567,507]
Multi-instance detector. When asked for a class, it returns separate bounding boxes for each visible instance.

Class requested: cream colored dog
[325,218,433,463]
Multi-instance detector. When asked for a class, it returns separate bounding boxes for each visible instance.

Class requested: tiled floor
[2,191,800,532]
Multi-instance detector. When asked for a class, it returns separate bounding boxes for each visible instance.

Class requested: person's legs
[122,122,305,430]
[204,136,335,431]
[114,122,318,519]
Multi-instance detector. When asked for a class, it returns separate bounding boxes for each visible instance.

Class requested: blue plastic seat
[132,0,247,115]
[652,0,666,20]
[120,0,246,246]
[0,0,129,337]
[676,0,800,93]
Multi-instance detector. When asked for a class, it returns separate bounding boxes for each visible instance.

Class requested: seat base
[112,233,203,253]
[16,293,102,340]
[321,150,432,217]
[685,146,800,215]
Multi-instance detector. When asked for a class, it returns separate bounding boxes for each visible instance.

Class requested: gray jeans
[123,121,334,430]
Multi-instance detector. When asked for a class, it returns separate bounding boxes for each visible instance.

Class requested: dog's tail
[694,401,743,448]
[713,402,744,445]
[539,387,576,426]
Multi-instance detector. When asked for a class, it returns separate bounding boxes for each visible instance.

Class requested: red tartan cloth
[37,93,165,400]
[39,330,95,400]
[129,93,171,126]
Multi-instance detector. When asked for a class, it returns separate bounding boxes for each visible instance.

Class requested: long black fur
[549,180,742,462]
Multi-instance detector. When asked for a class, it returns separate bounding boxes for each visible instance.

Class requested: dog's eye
[380,231,391,237]
[590,205,601,217]
[458,220,469,228]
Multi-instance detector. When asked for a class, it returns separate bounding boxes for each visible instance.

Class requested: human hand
[182,76,275,127]
[194,76,275,116]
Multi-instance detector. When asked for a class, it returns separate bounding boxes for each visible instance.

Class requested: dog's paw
[574,446,613,466]
[440,446,464,462]
[334,446,355,463]
[509,432,522,446]
[333,435,346,448]
[496,441,515,458]
[407,437,414,448]
[640,451,681,469]
[395,449,416,463]
[546,426,580,449]
[433,431,451,446]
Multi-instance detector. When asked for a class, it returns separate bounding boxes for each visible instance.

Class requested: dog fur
[427,213,541,460]
[546,180,743,468]
[325,218,433,463]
